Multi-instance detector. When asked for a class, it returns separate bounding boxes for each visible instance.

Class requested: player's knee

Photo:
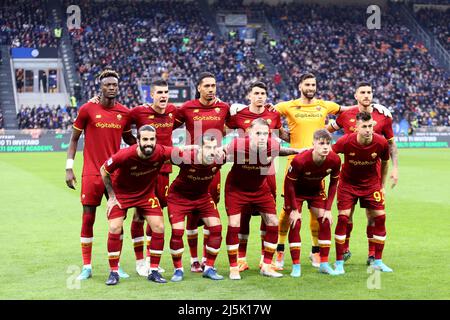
[265,214,278,227]
[109,224,122,234]
[152,223,164,233]
[337,215,349,225]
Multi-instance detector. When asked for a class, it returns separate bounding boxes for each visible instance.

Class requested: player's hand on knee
[322,210,333,225]
[65,169,77,189]
[106,196,121,217]
[289,210,301,228]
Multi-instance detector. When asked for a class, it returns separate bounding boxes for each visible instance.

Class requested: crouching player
[167,134,225,282]
[284,129,341,277]
[332,112,393,275]
[100,125,177,285]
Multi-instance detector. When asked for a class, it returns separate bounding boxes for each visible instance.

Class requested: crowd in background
[16,105,77,130]
[415,8,449,51]
[1,0,448,131]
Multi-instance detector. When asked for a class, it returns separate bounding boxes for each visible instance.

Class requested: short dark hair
[195,72,216,98]
[248,81,267,94]
[298,73,316,86]
[195,134,217,146]
[137,124,156,139]
[356,111,372,122]
[98,69,119,81]
[355,81,372,91]
[313,129,332,142]
[250,118,270,129]
[151,79,168,89]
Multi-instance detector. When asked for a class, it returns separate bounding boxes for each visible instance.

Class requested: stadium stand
[16,105,77,130]
[415,8,449,51]
[0,0,59,48]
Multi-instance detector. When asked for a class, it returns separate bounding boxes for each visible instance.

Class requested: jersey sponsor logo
[107,158,113,166]
[349,160,376,166]
[349,152,356,156]
[130,167,158,177]
[187,174,214,181]
[371,153,378,159]
[95,114,102,119]
[95,122,122,129]
[193,116,221,121]
[117,114,122,120]
[294,113,322,119]
[150,122,173,129]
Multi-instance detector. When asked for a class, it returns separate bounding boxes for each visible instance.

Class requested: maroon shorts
[155,173,170,209]
[285,191,327,213]
[81,175,106,206]
[208,171,221,204]
[225,185,276,216]
[267,174,277,200]
[108,196,163,220]
[337,186,385,211]
[168,192,220,225]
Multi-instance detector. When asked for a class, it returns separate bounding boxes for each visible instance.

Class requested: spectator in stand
[415,8,449,51]
[16,104,78,130]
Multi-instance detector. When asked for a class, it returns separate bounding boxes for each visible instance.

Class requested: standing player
[273,73,391,270]
[332,112,393,275]
[65,69,136,280]
[226,81,289,272]
[328,81,398,265]
[100,125,184,285]
[284,129,341,277]
[223,118,301,280]
[167,135,224,282]
[174,72,230,272]
[128,79,176,276]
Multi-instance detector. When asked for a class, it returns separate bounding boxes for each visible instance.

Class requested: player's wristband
[66,159,74,170]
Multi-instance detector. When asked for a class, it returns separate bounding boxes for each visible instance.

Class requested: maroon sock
[344,222,353,252]
[146,223,152,259]
[149,232,164,270]
[335,215,349,261]
[238,214,251,259]
[263,225,278,264]
[288,220,301,264]
[260,220,267,256]
[107,232,121,271]
[373,215,386,260]
[131,220,145,260]
[318,218,331,263]
[226,226,240,267]
[170,229,184,269]
[80,210,96,266]
[202,226,209,263]
[367,225,376,257]
[205,225,222,267]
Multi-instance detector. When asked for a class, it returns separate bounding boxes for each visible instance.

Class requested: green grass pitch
[0,149,449,300]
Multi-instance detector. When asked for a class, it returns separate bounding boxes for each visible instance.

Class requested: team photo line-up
[65,68,398,285]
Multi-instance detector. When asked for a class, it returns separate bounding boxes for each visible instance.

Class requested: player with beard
[327,81,398,265]
[274,73,392,270]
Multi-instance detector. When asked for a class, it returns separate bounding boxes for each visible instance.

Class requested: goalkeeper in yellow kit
[274,73,391,269]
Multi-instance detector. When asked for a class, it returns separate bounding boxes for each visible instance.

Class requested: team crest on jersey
[131,166,137,170]
[215,107,221,113]
[117,114,122,120]
[316,106,321,111]
[107,158,113,165]
[350,119,355,123]
[244,120,251,124]
[95,114,102,119]
[194,109,199,113]
[296,107,301,110]
[189,168,196,173]
[371,153,377,159]
[326,169,332,173]
[305,172,311,175]
[267,119,272,124]
[373,120,378,126]
[169,113,173,118]
[212,167,217,173]
[148,115,155,119]
[349,152,355,156]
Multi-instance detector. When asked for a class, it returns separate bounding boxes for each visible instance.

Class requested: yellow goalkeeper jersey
[275,98,341,149]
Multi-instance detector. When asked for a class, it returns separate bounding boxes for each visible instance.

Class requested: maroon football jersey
[226,106,281,137]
